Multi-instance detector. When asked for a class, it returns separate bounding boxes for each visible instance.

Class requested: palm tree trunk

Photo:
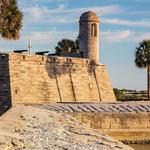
[148,65,150,100]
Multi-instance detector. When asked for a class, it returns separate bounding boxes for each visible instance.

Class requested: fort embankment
[0,105,133,150]
[34,101,150,144]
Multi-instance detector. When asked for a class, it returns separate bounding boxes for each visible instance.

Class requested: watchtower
[79,11,100,63]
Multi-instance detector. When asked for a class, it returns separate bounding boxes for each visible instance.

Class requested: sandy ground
[0,105,133,150]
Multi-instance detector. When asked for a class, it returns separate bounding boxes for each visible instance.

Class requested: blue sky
[0,0,150,90]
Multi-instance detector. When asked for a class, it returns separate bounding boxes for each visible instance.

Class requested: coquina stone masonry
[0,53,115,105]
[79,11,100,63]
[34,102,150,144]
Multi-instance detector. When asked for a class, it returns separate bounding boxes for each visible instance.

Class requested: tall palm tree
[135,40,150,100]
[0,0,23,40]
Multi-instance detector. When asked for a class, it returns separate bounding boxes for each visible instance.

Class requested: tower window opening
[91,23,97,37]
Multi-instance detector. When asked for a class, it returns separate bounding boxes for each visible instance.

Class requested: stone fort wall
[0,53,116,105]
[74,112,150,143]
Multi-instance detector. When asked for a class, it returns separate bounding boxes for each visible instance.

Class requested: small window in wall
[91,23,97,37]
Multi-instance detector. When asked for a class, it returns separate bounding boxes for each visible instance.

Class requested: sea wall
[74,112,150,143]
[37,102,150,143]
[0,53,115,105]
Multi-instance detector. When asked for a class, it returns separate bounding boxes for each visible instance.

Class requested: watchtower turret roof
[79,11,99,22]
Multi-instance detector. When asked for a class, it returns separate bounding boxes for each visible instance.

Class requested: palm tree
[135,40,150,100]
[0,0,23,40]
[55,38,79,55]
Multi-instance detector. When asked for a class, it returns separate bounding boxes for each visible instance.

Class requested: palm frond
[135,40,150,68]
[0,0,23,40]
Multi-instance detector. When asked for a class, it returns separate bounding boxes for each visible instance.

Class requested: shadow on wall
[45,57,97,78]
[44,56,101,102]
[45,57,78,103]
[0,53,12,116]
[45,58,75,78]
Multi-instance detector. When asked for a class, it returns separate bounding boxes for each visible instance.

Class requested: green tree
[135,40,150,100]
[55,38,79,55]
[113,88,124,100]
[0,0,23,40]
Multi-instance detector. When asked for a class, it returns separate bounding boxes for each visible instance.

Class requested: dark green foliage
[113,88,147,101]
[135,40,150,68]
[0,0,23,40]
[113,88,124,100]
[55,37,79,55]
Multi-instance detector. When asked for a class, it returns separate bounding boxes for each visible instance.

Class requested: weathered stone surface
[34,101,150,142]
[0,105,132,150]
[79,11,100,63]
[0,53,116,105]
[35,101,150,113]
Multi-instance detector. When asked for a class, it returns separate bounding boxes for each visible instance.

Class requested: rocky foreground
[0,105,133,150]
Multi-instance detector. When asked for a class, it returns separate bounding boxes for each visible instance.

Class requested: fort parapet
[0,53,115,105]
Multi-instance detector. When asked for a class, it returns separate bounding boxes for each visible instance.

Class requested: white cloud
[101,30,150,43]
[130,32,150,42]
[101,30,131,43]
[0,30,77,52]
[58,5,123,15]
[102,18,150,28]
[23,5,123,24]
[19,0,69,6]
[22,3,150,29]
[30,31,77,45]
[129,10,150,17]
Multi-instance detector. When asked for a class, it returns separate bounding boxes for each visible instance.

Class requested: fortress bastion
[0,11,116,105]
